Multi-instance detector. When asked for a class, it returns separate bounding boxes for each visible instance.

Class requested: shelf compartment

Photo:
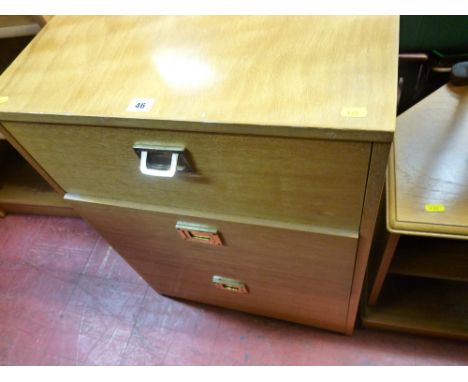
[0,141,76,217]
[389,236,468,282]
[363,274,468,340]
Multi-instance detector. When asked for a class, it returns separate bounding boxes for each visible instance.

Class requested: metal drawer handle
[176,221,223,246]
[133,143,193,178]
[212,275,248,294]
[140,150,178,178]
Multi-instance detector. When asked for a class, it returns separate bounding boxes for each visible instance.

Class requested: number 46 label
[127,98,155,112]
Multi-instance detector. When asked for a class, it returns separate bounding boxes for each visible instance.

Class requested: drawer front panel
[68,195,359,332]
[5,122,371,232]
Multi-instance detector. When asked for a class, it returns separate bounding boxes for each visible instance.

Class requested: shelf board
[0,16,41,39]
[389,236,468,283]
[363,275,468,340]
[0,142,75,216]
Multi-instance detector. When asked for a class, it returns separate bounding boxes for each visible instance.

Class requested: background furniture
[0,15,75,217]
[397,15,468,114]
[0,16,398,334]
[363,83,468,340]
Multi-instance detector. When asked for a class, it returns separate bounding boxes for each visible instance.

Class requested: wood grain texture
[388,84,468,238]
[344,142,391,333]
[65,193,359,239]
[67,193,359,333]
[389,236,468,283]
[363,275,468,341]
[4,122,371,232]
[0,16,398,142]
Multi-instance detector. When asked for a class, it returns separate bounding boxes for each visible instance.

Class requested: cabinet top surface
[0,16,398,140]
[388,84,468,238]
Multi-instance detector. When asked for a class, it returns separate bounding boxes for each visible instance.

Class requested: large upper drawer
[3,122,371,231]
[67,194,359,333]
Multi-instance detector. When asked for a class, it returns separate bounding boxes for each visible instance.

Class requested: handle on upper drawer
[133,143,193,178]
[140,150,178,177]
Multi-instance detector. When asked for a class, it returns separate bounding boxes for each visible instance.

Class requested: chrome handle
[139,150,178,178]
[133,143,193,178]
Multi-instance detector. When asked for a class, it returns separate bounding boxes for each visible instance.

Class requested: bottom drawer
[67,194,359,333]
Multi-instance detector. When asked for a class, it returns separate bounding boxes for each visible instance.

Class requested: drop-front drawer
[4,122,371,231]
[67,194,359,333]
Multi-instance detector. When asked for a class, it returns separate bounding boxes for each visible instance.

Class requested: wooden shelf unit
[362,84,468,340]
[389,236,468,283]
[364,274,468,341]
[0,16,72,217]
[0,141,75,216]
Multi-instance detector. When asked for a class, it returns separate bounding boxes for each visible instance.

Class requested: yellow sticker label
[341,107,368,118]
[425,204,445,212]
[0,96,9,104]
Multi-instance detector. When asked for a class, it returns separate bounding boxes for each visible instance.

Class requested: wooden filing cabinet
[0,16,399,334]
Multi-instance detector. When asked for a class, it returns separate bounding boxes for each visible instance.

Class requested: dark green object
[400,16,468,53]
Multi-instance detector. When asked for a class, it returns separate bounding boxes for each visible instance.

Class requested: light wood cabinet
[0,16,398,334]
[363,84,468,340]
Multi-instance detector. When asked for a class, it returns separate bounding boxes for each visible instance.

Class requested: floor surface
[0,215,467,366]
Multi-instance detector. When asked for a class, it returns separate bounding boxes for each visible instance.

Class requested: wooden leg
[368,232,400,306]
[0,207,6,217]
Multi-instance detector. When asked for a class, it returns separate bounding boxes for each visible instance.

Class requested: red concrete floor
[0,214,467,366]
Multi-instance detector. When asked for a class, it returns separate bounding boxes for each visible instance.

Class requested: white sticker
[127,98,155,112]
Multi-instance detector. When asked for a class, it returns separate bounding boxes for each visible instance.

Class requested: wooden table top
[0,16,398,141]
[387,84,468,239]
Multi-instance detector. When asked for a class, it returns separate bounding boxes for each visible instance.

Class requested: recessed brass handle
[212,275,248,294]
[176,221,223,246]
[133,143,193,178]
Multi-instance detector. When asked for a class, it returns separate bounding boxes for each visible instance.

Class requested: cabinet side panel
[345,142,391,334]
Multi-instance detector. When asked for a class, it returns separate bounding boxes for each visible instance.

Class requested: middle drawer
[4,122,371,231]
